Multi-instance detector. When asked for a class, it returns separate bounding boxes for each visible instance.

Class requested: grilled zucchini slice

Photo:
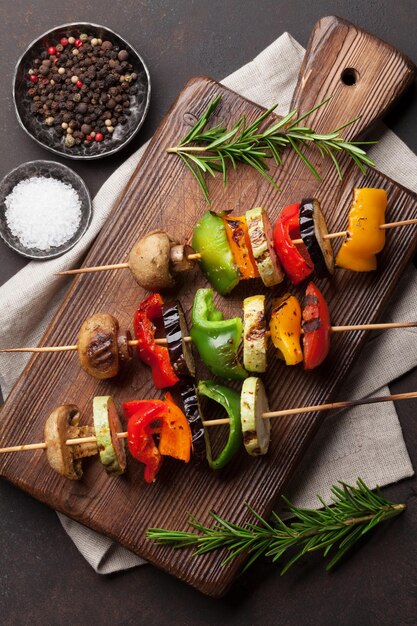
[243,295,267,373]
[246,207,284,287]
[241,377,270,456]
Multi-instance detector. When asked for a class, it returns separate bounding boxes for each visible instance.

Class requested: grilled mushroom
[77,313,122,379]
[128,231,196,292]
[44,404,98,480]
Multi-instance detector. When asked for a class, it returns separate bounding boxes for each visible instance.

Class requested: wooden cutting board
[1,16,417,597]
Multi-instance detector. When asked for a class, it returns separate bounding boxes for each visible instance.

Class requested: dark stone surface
[1,2,417,624]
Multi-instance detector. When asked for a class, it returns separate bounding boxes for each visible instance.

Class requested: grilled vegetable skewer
[2,295,417,382]
[57,189,417,293]
[3,385,417,480]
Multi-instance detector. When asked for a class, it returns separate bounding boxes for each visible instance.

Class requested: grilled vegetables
[162,301,195,379]
[299,198,334,278]
[273,203,314,285]
[44,404,98,480]
[181,384,208,466]
[336,188,387,271]
[240,377,271,456]
[93,396,127,476]
[243,295,267,373]
[270,294,303,366]
[302,282,331,370]
[198,380,242,470]
[246,207,284,287]
[192,211,240,295]
[77,313,124,380]
[191,288,247,380]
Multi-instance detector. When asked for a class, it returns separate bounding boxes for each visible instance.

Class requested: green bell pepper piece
[198,380,242,470]
[191,288,247,380]
[192,210,240,295]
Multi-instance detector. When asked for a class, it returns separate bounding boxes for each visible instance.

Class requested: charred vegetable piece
[191,288,247,380]
[241,377,271,456]
[44,404,98,480]
[243,295,267,373]
[159,392,192,463]
[77,313,120,380]
[128,230,177,291]
[162,301,195,379]
[134,294,179,388]
[223,215,260,279]
[125,396,192,483]
[246,207,284,287]
[192,211,240,295]
[180,383,208,466]
[273,203,314,285]
[299,198,335,278]
[302,282,331,370]
[93,396,127,476]
[270,294,303,366]
[126,401,165,483]
[198,380,242,470]
[335,188,387,271]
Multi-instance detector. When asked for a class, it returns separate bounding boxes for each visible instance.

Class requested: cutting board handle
[291,16,416,139]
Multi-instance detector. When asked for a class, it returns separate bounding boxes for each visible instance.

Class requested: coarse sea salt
[4,176,82,251]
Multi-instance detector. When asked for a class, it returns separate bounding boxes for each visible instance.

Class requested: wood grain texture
[0,17,416,596]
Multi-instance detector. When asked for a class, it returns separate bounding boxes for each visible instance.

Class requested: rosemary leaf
[147,479,405,575]
[168,95,376,203]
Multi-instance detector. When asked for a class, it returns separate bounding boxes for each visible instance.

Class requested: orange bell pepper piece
[159,392,192,463]
[223,215,260,279]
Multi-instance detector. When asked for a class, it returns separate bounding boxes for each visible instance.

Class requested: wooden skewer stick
[2,389,417,453]
[1,321,416,354]
[291,218,417,245]
[55,218,417,275]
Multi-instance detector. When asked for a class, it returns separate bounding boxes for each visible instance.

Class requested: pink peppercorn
[60,37,69,46]
[29,74,38,83]
[76,80,83,88]
[95,133,104,142]
[74,39,83,48]
[47,46,57,55]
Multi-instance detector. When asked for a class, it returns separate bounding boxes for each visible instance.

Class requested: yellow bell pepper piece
[270,294,303,366]
[336,188,387,271]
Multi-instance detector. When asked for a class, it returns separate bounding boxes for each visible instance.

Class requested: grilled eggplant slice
[246,207,284,287]
[299,199,335,278]
[180,383,208,466]
[162,301,195,378]
[240,377,270,456]
[243,295,267,373]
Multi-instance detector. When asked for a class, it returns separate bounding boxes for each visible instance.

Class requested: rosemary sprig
[167,95,376,203]
[147,479,405,574]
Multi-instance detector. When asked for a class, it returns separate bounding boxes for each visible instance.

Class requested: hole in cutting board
[341,68,359,86]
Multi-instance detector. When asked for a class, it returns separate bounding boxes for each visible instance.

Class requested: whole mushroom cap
[128,230,177,291]
[44,404,84,480]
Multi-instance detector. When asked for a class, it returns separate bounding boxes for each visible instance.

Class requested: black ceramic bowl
[0,160,92,259]
[13,23,151,160]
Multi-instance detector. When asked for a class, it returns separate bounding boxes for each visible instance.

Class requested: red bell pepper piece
[302,282,331,370]
[273,203,314,285]
[124,396,192,482]
[134,294,179,389]
[126,401,166,483]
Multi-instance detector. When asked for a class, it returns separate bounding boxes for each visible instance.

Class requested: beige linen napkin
[1,33,415,574]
